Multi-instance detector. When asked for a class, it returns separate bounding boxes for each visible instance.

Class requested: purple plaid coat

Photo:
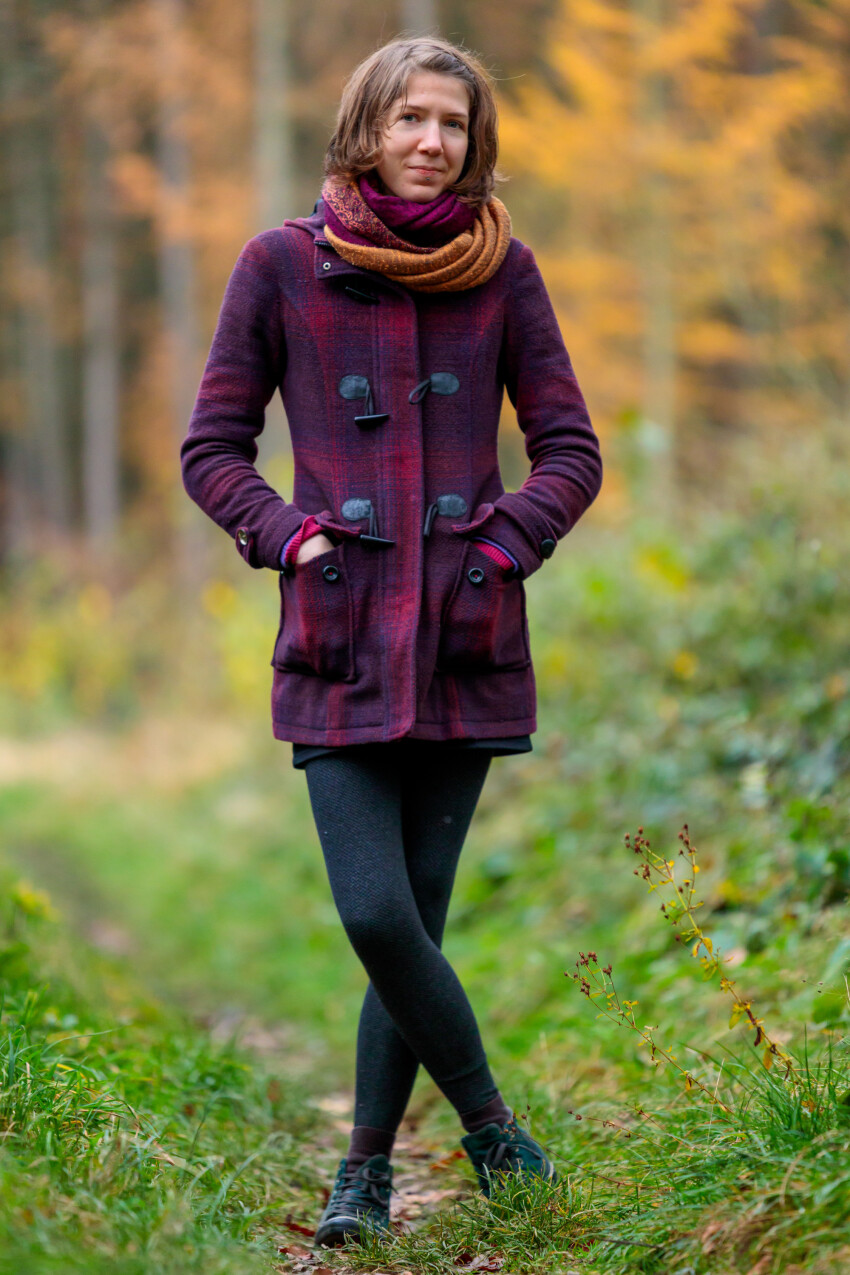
[180,204,602,746]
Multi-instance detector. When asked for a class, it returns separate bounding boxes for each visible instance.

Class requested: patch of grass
[0,873,329,1273]
[334,1043,850,1275]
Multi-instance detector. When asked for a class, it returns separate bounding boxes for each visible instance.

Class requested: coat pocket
[436,542,531,674]
[271,542,356,681]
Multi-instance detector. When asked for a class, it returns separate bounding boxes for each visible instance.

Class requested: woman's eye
[398,113,464,128]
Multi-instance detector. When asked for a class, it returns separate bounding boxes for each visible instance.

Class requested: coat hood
[283,199,326,242]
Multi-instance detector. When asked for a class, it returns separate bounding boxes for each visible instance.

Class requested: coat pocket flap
[313,510,364,541]
[450,502,495,536]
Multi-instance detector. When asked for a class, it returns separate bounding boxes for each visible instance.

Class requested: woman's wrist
[471,537,519,575]
[281,515,332,568]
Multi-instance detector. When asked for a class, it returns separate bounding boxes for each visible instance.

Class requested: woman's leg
[351,744,494,1136]
[304,744,509,1151]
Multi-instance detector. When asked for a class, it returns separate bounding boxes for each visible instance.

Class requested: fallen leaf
[700,1220,725,1255]
[278,1242,312,1257]
[397,1187,458,1207]
[283,1214,316,1238]
[430,1148,467,1171]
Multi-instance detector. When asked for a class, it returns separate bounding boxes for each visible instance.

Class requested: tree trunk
[400,0,437,35]
[81,118,121,552]
[2,4,72,550]
[154,0,206,589]
[631,0,676,507]
[253,0,294,230]
[0,1,32,562]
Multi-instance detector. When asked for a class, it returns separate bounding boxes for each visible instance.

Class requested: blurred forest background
[3,2,850,1272]
[1,0,847,572]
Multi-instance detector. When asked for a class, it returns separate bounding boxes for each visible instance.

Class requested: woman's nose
[417,120,443,153]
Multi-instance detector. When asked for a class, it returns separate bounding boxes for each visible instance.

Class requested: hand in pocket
[436,543,531,674]
[296,533,337,566]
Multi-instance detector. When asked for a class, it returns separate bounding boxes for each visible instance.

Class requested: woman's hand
[296,532,336,565]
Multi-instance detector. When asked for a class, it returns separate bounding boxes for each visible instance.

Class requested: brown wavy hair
[324,37,502,206]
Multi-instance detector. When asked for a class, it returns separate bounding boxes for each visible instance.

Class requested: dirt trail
[274,1091,472,1274]
[199,1010,474,1272]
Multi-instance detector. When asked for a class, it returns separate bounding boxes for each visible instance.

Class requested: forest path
[273,1090,473,1274]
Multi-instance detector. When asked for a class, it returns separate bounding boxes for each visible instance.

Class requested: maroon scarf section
[359,172,476,246]
[321,173,476,252]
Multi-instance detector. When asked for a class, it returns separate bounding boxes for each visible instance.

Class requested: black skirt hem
[291,735,532,770]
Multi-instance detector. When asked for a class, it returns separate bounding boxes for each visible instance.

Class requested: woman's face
[374,70,470,203]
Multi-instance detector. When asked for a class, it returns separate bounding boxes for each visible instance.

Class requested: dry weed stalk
[568,824,798,1108]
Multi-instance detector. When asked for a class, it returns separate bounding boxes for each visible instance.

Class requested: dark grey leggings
[304,741,498,1131]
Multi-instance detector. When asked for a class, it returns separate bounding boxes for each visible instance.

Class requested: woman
[180,35,602,1248]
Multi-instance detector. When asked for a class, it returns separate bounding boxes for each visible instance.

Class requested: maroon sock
[460,1093,513,1134]
[345,1124,396,1171]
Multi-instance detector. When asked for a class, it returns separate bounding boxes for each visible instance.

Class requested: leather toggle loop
[436,493,467,517]
[361,501,395,547]
[339,374,370,401]
[409,372,460,404]
[341,497,395,547]
[423,493,469,536]
[342,497,373,521]
[423,502,438,537]
[339,375,390,429]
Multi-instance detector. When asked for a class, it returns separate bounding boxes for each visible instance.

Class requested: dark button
[467,566,485,585]
[360,535,395,546]
[540,538,556,558]
[361,503,395,547]
[236,527,249,546]
[322,564,340,582]
[354,412,390,429]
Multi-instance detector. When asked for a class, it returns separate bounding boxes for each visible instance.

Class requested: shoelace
[481,1140,513,1172]
[331,1163,393,1212]
[480,1127,541,1175]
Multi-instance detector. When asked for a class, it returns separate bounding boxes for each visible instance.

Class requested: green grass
[0,885,330,1273]
[2,438,850,1272]
[344,1042,850,1274]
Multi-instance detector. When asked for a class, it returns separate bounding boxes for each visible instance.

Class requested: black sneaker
[461,1117,557,1198]
[314,1154,393,1248]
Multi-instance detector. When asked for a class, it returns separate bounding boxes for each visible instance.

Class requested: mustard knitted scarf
[320,177,512,293]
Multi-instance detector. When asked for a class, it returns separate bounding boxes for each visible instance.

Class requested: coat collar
[285,199,412,299]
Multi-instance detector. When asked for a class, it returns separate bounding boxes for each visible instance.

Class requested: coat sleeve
[179,233,308,570]
[462,241,603,580]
